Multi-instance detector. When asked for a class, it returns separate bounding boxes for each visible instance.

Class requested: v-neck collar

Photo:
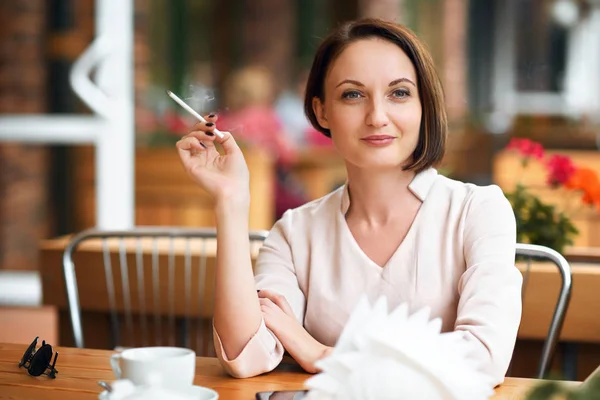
[338,167,438,270]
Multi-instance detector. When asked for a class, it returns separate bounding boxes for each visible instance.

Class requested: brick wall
[0,0,50,271]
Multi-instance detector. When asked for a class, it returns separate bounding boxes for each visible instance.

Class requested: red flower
[546,155,576,187]
[506,138,545,160]
[566,168,600,211]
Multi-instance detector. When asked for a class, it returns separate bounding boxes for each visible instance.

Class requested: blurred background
[1,0,600,382]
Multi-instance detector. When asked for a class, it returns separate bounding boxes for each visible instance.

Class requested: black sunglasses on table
[18,336,58,379]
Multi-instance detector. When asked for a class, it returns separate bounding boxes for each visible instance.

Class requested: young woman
[176,18,522,385]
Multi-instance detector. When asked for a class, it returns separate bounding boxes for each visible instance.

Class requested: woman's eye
[342,90,362,100]
[391,89,410,99]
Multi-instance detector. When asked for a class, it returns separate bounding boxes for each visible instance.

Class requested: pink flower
[546,154,577,187]
[163,111,190,136]
[135,109,160,133]
[506,138,545,160]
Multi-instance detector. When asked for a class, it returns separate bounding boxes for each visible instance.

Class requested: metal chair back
[516,243,572,378]
[62,227,268,353]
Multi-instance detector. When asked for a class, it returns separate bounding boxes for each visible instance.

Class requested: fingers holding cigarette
[185,124,240,156]
[176,136,208,167]
[176,135,206,151]
[166,90,226,139]
[171,91,250,195]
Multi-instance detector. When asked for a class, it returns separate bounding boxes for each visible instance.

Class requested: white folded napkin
[304,296,495,400]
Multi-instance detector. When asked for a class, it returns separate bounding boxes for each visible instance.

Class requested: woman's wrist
[310,344,333,372]
[296,330,333,374]
[214,195,250,218]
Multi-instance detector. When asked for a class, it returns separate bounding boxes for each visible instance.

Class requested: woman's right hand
[176,114,250,205]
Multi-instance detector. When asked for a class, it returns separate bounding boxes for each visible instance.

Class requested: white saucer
[99,385,219,400]
[179,385,219,400]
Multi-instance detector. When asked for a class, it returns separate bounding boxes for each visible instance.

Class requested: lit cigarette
[166,90,224,139]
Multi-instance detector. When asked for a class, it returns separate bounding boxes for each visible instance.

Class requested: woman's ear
[312,97,329,129]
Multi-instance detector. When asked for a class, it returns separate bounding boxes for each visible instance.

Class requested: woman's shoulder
[272,184,345,235]
[432,172,508,204]
[429,173,513,223]
[281,184,345,220]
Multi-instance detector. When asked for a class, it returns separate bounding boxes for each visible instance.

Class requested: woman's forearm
[212,200,263,360]
[269,318,333,373]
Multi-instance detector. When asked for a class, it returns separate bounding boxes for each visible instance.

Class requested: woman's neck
[345,164,418,227]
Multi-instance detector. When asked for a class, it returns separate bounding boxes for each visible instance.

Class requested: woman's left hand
[258,290,332,374]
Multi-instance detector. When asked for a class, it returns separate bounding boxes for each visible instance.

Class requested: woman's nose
[365,98,390,128]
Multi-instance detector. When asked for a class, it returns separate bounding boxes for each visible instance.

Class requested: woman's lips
[360,135,396,147]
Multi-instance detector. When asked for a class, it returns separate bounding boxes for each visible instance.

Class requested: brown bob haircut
[304,18,447,173]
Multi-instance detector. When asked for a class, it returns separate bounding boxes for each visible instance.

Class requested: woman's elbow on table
[213,319,285,378]
[219,355,282,379]
[482,350,514,387]
[456,313,520,387]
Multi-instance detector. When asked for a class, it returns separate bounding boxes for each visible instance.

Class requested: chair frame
[516,243,572,379]
[63,226,269,349]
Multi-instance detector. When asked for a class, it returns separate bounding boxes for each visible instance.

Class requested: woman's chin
[350,157,409,171]
[341,147,415,172]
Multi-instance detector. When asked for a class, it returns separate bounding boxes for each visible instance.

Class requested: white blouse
[213,168,523,385]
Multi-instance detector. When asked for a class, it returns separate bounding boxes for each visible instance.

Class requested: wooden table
[0,343,575,399]
[564,246,600,264]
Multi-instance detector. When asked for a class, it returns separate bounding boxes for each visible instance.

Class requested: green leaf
[504,185,578,254]
[525,381,566,400]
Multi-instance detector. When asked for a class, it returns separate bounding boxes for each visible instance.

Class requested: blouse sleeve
[213,210,306,378]
[454,185,523,386]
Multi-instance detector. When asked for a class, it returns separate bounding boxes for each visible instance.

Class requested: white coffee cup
[110,347,196,388]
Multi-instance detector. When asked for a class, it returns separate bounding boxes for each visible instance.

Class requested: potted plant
[502,138,600,254]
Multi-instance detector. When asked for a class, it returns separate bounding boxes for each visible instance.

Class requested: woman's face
[313,38,422,171]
